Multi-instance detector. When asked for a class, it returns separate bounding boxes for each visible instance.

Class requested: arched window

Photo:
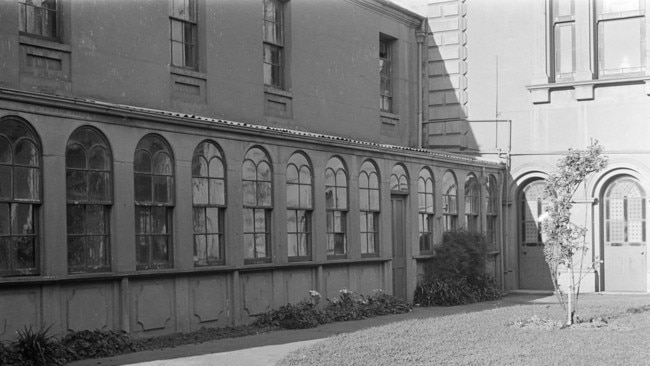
[359,160,380,256]
[66,127,112,273]
[604,178,646,245]
[134,135,174,269]
[520,180,546,247]
[286,152,312,260]
[242,147,272,263]
[0,117,41,276]
[418,168,435,253]
[192,141,225,266]
[390,164,409,193]
[486,175,499,250]
[464,173,480,232]
[325,157,347,257]
[442,171,458,232]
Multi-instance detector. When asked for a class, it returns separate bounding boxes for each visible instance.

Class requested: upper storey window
[170,0,198,70]
[0,117,41,276]
[263,0,285,89]
[19,0,58,40]
[379,37,394,112]
[596,0,646,77]
[552,0,575,80]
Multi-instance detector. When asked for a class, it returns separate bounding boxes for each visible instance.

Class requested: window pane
[242,181,257,206]
[89,146,110,171]
[205,207,220,233]
[334,211,343,232]
[66,170,87,202]
[153,175,172,204]
[206,234,221,261]
[0,238,8,269]
[136,235,149,264]
[134,151,151,173]
[209,179,225,205]
[325,187,335,209]
[89,171,110,202]
[287,210,297,233]
[86,236,106,267]
[14,237,35,269]
[360,212,367,232]
[601,0,640,13]
[600,18,643,73]
[300,185,312,209]
[67,204,85,235]
[14,140,38,166]
[287,234,297,257]
[287,184,299,208]
[369,190,380,211]
[0,203,8,235]
[254,210,266,231]
[68,237,85,268]
[152,236,169,263]
[134,174,152,203]
[192,177,209,205]
[194,234,206,264]
[0,137,10,163]
[192,155,208,177]
[0,166,11,200]
[11,204,33,234]
[66,144,86,169]
[286,165,298,184]
[244,234,255,258]
[153,153,172,175]
[258,182,272,206]
[193,207,206,233]
[258,161,271,181]
[243,208,254,232]
[555,23,575,76]
[255,233,267,257]
[325,168,335,186]
[151,207,167,234]
[135,206,150,234]
[242,160,257,180]
[208,157,224,178]
[360,190,369,211]
[171,41,183,67]
[14,167,39,201]
[86,205,106,235]
[337,187,347,210]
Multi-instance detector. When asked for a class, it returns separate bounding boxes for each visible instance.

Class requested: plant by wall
[414,230,502,306]
[540,141,607,325]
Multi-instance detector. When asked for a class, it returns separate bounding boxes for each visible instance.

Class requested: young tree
[540,141,607,325]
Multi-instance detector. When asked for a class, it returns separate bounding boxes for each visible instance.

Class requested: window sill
[380,111,400,125]
[169,65,206,80]
[264,86,292,98]
[19,35,70,52]
[526,75,650,103]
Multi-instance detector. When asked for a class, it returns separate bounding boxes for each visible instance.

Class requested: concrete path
[68,293,555,366]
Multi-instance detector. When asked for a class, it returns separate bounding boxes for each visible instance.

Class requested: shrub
[255,289,412,329]
[415,231,502,306]
[60,329,142,361]
[13,325,66,366]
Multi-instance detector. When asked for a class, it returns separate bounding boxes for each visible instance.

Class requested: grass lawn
[277,294,650,366]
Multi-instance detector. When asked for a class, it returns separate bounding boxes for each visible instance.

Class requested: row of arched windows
[0,116,500,276]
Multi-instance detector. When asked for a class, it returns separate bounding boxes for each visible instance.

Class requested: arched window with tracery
[390,164,409,193]
[242,147,272,263]
[286,152,312,261]
[442,171,458,232]
[359,160,380,256]
[325,157,347,258]
[418,168,435,253]
[486,175,499,250]
[192,141,225,266]
[134,135,175,269]
[66,127,112,273]
[0,117,41,276]
[464,173,480,232]
[605,178,646,246]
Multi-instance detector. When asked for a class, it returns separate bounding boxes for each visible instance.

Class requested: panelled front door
[603,178,647,292]
[518,181,554,290]
[391,195,407,299]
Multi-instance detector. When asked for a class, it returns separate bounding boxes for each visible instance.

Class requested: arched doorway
[601,177,647,292]
[518,180,553,290]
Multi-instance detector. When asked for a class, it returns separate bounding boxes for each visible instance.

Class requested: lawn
[277,294,650,366]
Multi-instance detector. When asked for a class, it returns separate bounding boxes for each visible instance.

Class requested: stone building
[0,0,504,341]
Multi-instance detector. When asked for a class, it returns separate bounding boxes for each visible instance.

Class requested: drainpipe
[416,21,427,149]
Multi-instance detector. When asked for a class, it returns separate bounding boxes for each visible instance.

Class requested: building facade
[0,0,504,341]
[414,0,650,293]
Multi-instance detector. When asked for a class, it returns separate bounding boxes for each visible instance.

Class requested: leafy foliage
[540,141,607,324]
[414,230,502,306]
[254,289,412,329]
[59,329,142,361]
[12,325,66,366]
